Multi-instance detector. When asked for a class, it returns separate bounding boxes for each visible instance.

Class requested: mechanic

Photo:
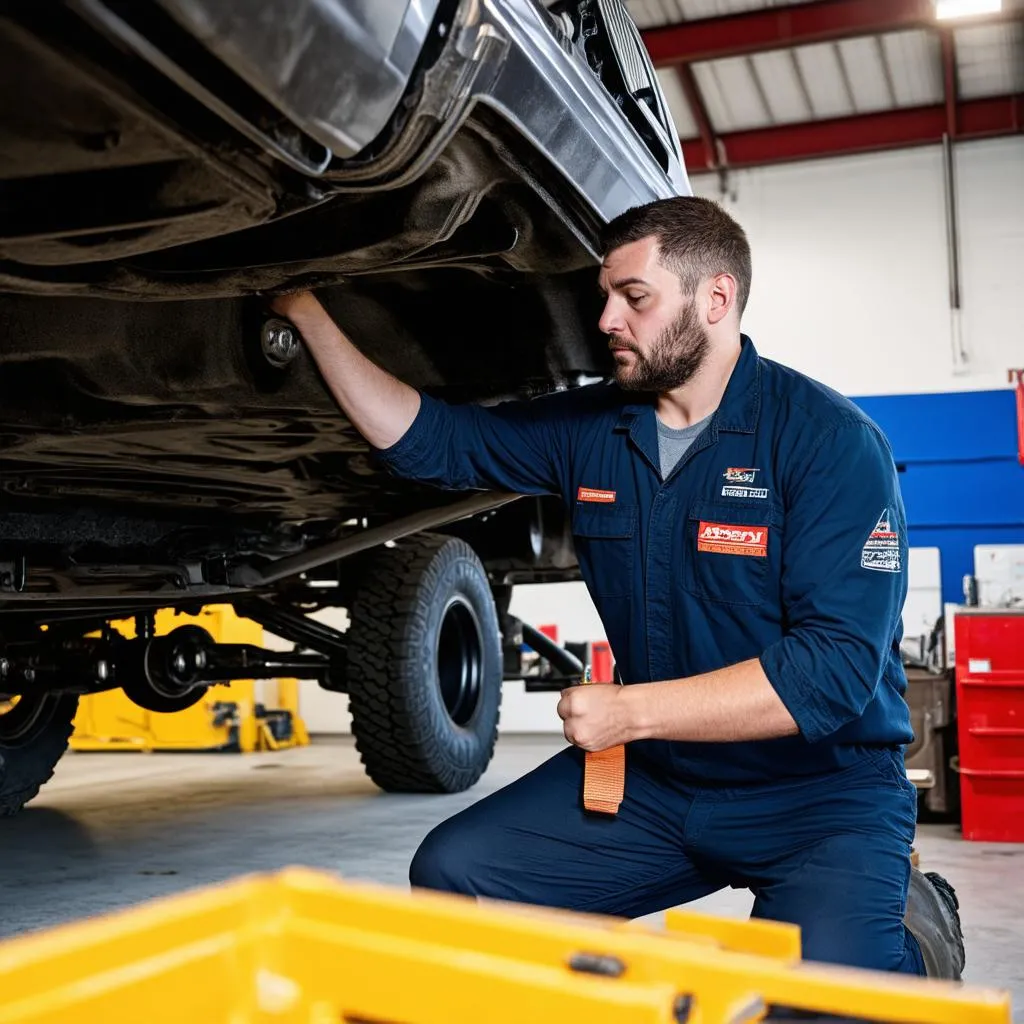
[270,196,965,984]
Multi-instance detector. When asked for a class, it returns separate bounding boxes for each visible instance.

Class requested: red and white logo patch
[723,467,759,484]
[577,486,616,504]
[861,508,901,573]
[697,521,769,558]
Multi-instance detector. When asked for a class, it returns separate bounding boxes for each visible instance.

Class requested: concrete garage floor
[1,736,1022,1020]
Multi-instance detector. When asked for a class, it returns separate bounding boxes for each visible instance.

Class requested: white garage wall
[689,136,1024,397]
[508,581,605,641]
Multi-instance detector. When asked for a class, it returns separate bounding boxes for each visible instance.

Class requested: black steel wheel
[436,596,484,727]
[345,533,502,793]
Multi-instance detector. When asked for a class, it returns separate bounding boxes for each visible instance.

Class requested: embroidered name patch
[577,486,616,504]
[723,467,759,484]
[861,508,901,573]
[722,485,769,500]
[697,521,769,558]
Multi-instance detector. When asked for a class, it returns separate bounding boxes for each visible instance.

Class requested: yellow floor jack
[70,605,309,754]
[0,868,1010,1023]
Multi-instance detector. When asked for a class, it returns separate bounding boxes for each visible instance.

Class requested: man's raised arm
[271,290,568,498]
[271,291,420,451]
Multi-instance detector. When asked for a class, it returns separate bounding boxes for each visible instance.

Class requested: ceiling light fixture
[935,0,1002,19]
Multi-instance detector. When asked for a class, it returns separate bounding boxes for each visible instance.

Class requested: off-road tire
[346,534,502,793]
[0,694,78,816]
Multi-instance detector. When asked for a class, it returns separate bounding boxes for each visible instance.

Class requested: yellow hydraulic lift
[0,868,1010,1023]
[70,605,309,754]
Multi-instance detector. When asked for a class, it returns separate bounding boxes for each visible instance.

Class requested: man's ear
[706,273,737,325]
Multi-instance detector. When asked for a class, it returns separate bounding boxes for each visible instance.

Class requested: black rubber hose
[520,622,584,679]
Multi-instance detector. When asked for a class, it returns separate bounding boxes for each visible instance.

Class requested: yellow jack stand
[70,605,309,754]
[0,869,1010,1023]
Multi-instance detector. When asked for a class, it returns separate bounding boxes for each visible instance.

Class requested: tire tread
[0,695,78,817]
[346,535,501,793]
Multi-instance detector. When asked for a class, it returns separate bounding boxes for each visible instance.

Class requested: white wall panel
[955,22,1024,100]
[657,67,699,139]
[792,43,855,120]
[837,37,894,112]
[953,137,1024,383]
[690,136,1024,396]
[694,58,772,131]
[750,50,813,124]
[881,31,943,107]
[902,547,943,661]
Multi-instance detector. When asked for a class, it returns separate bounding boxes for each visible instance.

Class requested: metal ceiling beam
[643,0,1020,67]
[680,94,1024,171]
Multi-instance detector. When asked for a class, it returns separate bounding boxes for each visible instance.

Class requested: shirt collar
[613,334,762,436]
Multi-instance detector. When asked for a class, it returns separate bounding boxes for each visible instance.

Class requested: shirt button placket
[645,491,675,681]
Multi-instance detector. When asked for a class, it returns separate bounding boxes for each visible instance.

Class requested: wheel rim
[0,694,55,747]
[436,597,483,727]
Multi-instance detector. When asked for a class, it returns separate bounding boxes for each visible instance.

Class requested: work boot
[904,868,966,980]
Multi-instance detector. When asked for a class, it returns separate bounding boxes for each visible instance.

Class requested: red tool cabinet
[954,610,1024,842]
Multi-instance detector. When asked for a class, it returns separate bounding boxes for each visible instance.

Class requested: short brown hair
[601,197,752,315]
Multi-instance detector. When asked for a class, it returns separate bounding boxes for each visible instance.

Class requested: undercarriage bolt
[0,658,8,680]
[172,653,188,675]
[194,650,207,670]
[261,319,300,367]
[95,660,110,683]
[22,668,35,684]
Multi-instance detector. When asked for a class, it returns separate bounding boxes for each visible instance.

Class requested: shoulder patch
[861,508,901,573]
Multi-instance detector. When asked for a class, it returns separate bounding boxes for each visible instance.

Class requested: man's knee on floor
[759,833,917,975]
[409,821,476,895]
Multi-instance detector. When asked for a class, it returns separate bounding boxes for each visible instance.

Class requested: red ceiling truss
[641,0,1024,172]
[679,94,1023,170]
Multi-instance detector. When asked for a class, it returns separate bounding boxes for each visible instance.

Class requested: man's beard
[610,301,709,393]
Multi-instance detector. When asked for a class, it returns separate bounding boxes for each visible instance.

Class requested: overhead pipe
[941,29,968,374]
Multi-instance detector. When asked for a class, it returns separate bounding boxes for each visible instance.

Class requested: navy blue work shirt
[375,336,914,783]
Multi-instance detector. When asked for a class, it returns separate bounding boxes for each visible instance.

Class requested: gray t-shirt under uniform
[656,412,713,480]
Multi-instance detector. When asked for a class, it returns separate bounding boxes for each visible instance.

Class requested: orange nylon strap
[581,672,625,815]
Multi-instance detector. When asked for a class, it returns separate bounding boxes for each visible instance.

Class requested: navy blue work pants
[410,745,925,977]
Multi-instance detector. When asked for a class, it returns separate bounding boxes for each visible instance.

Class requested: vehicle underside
[0,0,682,806]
